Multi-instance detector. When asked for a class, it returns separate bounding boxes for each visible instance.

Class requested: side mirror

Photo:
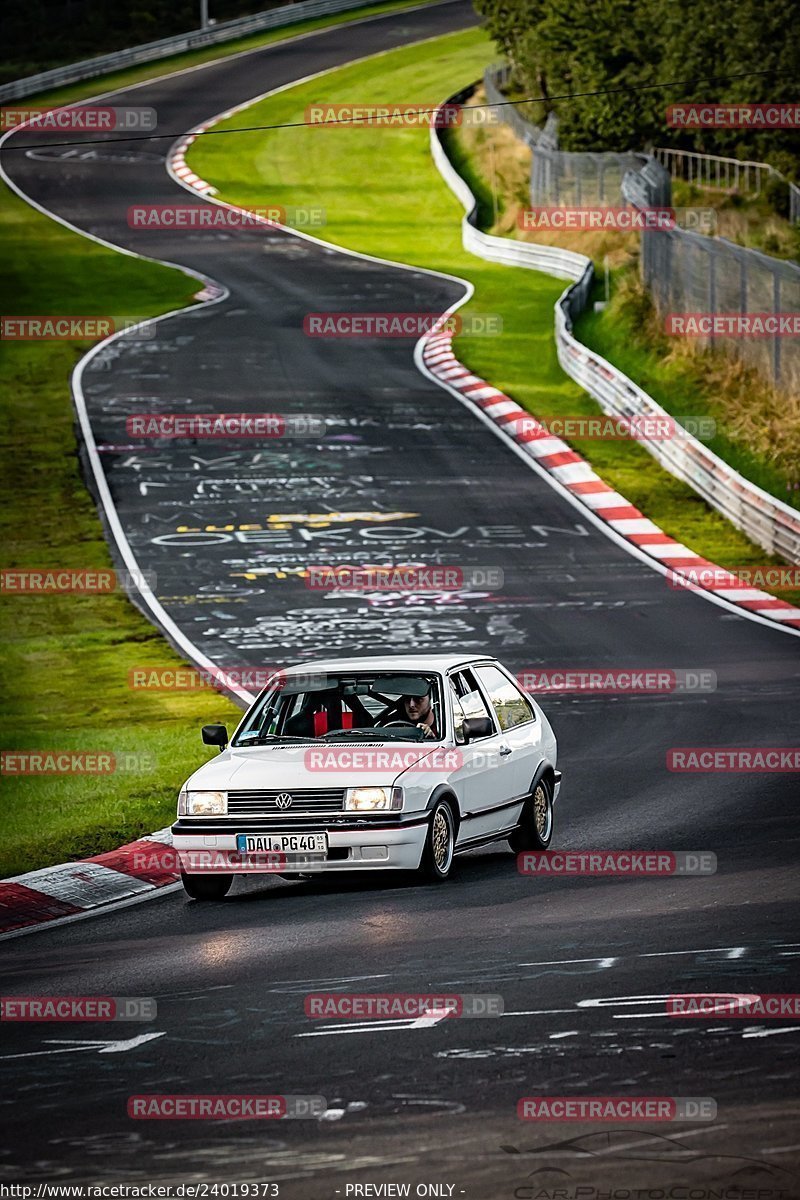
[202,724,228,750]
[463,715,493,741]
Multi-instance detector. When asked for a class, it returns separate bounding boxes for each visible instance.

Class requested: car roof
[279,654,496,675]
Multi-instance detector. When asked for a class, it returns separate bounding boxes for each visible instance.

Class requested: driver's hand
[418,723,435,739]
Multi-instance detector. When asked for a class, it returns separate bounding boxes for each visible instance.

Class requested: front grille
[227,788,345,817]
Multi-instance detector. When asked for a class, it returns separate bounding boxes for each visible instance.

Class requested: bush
[764,174,791,220]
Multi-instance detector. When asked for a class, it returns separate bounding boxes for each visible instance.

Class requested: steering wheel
[380,720,419,729]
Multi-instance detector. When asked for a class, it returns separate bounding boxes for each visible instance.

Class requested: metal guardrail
[653,147,800,224]
[486,64,800,390]
[0,0,397,102]
[483,65,800,226]
[430,96,800,564]
[621,158,672,210]
[484,66,664,209]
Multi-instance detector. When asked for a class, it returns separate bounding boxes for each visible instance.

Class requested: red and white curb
[0,829,179,938]
[168,98,800,633]
[170,124,217,195]
[421,328,800,629]
[9,58,797,940]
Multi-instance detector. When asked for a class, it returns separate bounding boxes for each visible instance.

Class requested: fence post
[773,273,781,383]
[708,246,717,353]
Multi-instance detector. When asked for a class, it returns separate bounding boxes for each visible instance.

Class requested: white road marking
[0,1032,165,1060]
[639,946,746,958]
[518,956,618,968]
[741,1025,800,1039]
[297,1005,456,1037]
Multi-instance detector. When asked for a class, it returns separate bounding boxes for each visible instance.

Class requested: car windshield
[233,671,444,745]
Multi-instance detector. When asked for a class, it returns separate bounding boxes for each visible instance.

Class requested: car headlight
[178,790,227,816]
[344,786,403,812]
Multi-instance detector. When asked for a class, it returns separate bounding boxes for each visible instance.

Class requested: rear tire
[509,778,554,852]
[181,871,233,900]
[418,799,455,883]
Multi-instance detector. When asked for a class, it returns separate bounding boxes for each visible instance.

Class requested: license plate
[236,833,328,854]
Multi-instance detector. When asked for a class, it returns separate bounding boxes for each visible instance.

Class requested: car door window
[450,685,467,743]
[450,670,495,738]
[474,665,535,731]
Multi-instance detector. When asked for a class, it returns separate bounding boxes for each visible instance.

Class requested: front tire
[181,871,233,900]
[509,777,554,852]
[418,799,456,882]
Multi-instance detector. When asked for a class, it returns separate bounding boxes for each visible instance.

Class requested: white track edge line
[171,64,800,639]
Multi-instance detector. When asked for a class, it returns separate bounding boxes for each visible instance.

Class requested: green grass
[575,272,799,512]
[671,180,800,262]
[0,135,243,883]
[188,29,797,590]
[0,0,441,881]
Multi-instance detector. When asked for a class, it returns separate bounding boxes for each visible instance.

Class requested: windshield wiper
[320,727,425,742]
[234,734,315,745]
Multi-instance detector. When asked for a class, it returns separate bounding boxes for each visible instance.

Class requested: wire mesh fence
[483,63,545,146]
[653,147,800,224]
[639,226,800,390]
[484,64,800,390]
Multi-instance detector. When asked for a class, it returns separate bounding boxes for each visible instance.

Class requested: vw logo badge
[275,793,293,809]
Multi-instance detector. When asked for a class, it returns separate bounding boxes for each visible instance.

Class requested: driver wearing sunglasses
[402,688,438,738]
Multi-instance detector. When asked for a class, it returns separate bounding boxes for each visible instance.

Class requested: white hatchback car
[173,654,560,899]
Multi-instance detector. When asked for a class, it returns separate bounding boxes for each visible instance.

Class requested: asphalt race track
[2,2,800,1194]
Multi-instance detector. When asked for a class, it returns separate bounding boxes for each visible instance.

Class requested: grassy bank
[456,88,800,513]
[0,0,442,880]
[0,150,236,881]
[188,30,799,599]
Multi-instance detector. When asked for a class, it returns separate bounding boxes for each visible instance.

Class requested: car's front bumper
[171,816,429,873]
